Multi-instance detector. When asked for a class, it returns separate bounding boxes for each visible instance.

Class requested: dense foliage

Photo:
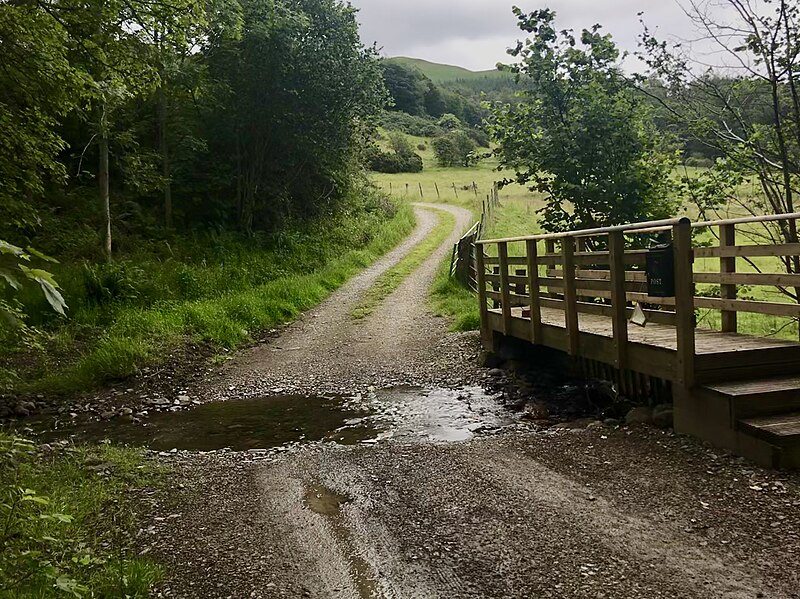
[433,131,479,168]
[0,435,161,596]
[366,132,424,173]
[0,0,385,249]
[381,61,485,126]
[0,0,388,348]
[490,8,678,233]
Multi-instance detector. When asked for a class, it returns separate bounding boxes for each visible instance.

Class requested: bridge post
[720,223,738,333]
[526,239,542,344]
[609,230,628,369]
[562,237,579,356]
[673,219,695,389]
[498,242,512,335]
[476,244,491,348]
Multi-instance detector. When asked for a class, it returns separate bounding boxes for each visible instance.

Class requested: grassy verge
[352,207,456,319]
[7,197,415,394]
[0,434,161,597]
[430,261,481,331]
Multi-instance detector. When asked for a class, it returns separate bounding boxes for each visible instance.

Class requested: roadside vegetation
[0,0,408,395]
[6,198,414,394]
[0,434,161,597]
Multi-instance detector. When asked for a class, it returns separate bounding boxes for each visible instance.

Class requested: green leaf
[54,575,88,598]
[0,268,22,290]
[26,246,59,264]
[22,494,50,505]
[19,265,68,316]
[0,240,25,257]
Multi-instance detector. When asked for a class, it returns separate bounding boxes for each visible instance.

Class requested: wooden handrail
[477,217,689,245]
[478,211,800,245]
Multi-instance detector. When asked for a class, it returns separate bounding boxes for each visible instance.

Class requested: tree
[433,130,477,167]
[31,0,203,258]
[490,8,678,234]
[437,113,462,131]
[207,0,386,233]
[639,0,800,300]
[382,62,428,116]
[366,132,423,173]
[0,2,90,236]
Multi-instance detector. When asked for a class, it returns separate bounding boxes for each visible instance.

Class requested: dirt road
[149,204,800,599]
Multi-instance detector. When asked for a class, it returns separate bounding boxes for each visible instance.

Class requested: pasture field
[370,153,800,340]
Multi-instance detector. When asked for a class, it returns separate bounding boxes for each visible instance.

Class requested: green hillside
[387,56,509,84]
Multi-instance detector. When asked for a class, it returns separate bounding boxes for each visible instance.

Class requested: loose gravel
[138,204,800,599]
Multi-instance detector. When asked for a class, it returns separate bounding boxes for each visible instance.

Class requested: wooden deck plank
[490,306,800,356]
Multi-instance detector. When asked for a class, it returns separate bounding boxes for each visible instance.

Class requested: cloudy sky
[348,0,736,71]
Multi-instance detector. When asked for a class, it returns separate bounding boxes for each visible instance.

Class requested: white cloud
[349,0,741,71]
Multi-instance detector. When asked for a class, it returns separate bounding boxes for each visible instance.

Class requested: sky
[348,0,736,72]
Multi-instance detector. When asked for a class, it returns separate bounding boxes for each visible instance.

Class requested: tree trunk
[158,82,172,229]
[99,107,112,261]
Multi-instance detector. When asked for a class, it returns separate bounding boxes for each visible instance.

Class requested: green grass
[6,197,416,394]
[430,262,481,331]
[385,57,510,84]
[370,154,544,333]
[352,207,457,319]
[0,434,162,597]
[371,157,800,340]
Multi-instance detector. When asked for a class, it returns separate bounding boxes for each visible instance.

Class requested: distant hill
[386,57,510,85]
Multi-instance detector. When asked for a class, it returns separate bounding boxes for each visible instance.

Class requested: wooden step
[737,412,800,469]
[696,346,800,384]
[702,376,800,419]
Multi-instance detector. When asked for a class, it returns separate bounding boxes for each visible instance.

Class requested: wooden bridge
[476,214,800,469]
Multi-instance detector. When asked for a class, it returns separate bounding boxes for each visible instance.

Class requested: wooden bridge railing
[476,213,800,389]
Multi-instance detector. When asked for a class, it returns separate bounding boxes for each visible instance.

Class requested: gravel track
[148,204,800,599]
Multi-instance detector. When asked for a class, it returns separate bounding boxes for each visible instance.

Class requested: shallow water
[34,387,513,452]
[38,394,376,452]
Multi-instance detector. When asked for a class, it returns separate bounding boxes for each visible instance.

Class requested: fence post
[419,182,424,199]
[435,182,440,199]
[674,218,695,389]
[720,223,737,333]
[405,183,409,196]
[609,230,628,369]
[498,242,512,335]
[526,239,542,343]
[562,236,579,355]
[452,183,458,199]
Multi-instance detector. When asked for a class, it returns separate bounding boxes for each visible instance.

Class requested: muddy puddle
[304,484,379,598]
[33,387,514,452]
[36,395,376,452]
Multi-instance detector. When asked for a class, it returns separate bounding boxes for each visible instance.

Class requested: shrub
[82,261,146,306]
[437,113,462,131]
[365,144,424,173]
[683,154,714,168]
[466,128,490,148]
[378,111,442,137]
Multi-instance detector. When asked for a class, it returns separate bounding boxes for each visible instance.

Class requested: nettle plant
[0,240,68,339]
[0,437,87,597]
